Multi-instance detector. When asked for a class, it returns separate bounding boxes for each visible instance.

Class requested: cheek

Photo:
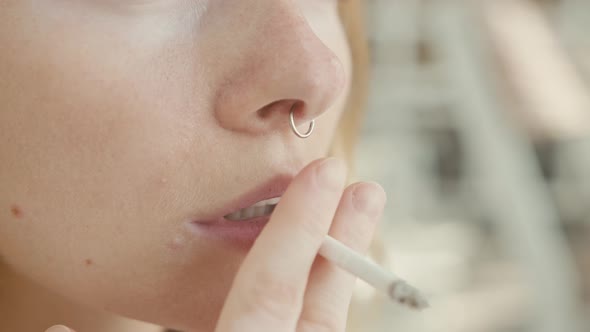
[0,61,226,327]
[0,18,209,306]
[0,1,211,247]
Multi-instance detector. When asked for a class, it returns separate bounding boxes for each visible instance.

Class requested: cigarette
[319,235,429,310]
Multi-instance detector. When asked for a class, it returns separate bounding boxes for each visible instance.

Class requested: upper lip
[192,173,294,223]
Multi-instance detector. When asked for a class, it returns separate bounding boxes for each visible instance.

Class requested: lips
[191,173,293,224]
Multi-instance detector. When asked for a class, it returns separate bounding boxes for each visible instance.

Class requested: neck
[0,262,165,332]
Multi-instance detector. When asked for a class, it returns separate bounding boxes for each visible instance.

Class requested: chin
[100,279,229,332]
[102,254,242,332]
[155,294,227,332]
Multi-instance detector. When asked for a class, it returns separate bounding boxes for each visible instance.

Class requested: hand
[215,158,386,332]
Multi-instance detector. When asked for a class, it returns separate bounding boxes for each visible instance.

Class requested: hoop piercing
[289,107,315,139]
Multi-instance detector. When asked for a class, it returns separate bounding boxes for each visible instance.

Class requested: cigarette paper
[319,235,429,310]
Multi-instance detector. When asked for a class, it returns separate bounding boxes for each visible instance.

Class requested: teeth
[254,205,266,216]
[243,207,255,219]
[264,205,275,215]
[224,196,280,221]
[224,211,240,221]
[252,197,281,207]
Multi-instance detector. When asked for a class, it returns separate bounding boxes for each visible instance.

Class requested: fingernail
[316,158,346,190]
[352,182,386,218]
[45,325,72,332]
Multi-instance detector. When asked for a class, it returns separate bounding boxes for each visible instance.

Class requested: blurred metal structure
[355,0,590,331]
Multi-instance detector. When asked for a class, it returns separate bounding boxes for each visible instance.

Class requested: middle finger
[297,181,386,331]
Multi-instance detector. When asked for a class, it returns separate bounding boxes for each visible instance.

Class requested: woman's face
[0,0,350,330]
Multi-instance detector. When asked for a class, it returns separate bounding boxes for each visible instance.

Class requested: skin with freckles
[0,1,381,332]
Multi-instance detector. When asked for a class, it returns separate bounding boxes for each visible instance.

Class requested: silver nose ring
[289,107,315,139]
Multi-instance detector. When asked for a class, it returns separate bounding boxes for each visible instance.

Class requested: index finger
[215,158,347,332]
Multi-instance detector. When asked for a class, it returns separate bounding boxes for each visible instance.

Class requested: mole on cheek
[10,204,23,219]
[85,258,94,266]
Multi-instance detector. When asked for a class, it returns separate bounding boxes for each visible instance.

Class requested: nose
[209,1,347,136]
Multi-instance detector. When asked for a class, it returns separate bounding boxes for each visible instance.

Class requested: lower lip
[187,215,271,249]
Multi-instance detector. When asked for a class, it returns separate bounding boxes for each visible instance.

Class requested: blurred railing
[352,1,590,331]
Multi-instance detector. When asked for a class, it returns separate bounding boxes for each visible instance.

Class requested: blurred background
[349,1,590,331]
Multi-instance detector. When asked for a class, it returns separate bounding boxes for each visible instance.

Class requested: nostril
[256,99,301,119]
[287,101,312,123]
[255,99,318,136]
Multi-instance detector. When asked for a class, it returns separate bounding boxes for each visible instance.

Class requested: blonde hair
[329,0,371,179]
[332,5,388,332]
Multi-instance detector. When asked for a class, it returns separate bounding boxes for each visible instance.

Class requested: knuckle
[238,269,302,322]
[297,213,328,242]
[298,314,346,332]
[295,200,335,240]
[340,217,373,248]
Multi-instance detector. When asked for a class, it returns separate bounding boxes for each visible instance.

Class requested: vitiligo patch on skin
[10,204,23,219]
